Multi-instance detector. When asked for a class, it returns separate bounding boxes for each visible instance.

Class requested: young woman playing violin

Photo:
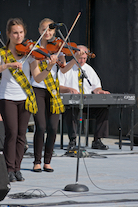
[0,18,57,182]
[31,18,67,173]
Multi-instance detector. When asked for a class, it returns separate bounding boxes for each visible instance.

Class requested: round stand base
[64,183,89,192]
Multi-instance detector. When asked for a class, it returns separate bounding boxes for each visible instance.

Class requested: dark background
[0,0,137,136]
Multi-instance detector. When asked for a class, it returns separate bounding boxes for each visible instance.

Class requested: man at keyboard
[58,45,110,150]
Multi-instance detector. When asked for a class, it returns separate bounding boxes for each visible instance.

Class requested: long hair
[6,18,27,49]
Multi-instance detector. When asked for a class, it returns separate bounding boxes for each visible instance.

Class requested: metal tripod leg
[119,108,123,149]
[130,107,134,150]
[60,114,63,149]
[85,105,89,146]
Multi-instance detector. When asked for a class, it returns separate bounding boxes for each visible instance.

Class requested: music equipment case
[0,151,11,201]
[0,121,11,201]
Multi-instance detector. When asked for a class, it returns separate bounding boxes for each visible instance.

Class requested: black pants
[33,87,59,165]
[0,99,30,172]
[64,106,109,141]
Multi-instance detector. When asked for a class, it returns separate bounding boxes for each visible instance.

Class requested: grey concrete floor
[0,132,138,207]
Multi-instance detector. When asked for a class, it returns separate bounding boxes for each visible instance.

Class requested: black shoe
[15,171,25,181]
[92,139,109,150]
[33,168,42,172]
[33,164,42,172]
[43,167,54,172]
[8,172,16,182]
[67,140,76,151]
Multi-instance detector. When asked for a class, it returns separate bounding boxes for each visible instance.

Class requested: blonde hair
[39,18,54,29]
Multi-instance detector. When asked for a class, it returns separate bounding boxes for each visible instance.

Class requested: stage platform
[1,132,138,207]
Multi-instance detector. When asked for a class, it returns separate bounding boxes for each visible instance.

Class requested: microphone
[49,23,63,29]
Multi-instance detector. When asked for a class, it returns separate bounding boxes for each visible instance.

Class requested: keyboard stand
[60,105,134,150]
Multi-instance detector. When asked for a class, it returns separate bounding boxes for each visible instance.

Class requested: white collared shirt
[58,62,101,94]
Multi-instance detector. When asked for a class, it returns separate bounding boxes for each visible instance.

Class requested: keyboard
[60,93,136,106]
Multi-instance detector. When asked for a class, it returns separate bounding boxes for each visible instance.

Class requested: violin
[46,37,96,58]
[16,39,65,67]
[16,39,50,60]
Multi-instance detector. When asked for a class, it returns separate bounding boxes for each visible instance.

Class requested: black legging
[33,87,59,165]
[0,99,30,172]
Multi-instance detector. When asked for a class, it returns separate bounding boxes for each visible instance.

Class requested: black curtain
[0,0,137,136]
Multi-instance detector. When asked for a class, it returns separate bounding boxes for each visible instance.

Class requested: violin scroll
[87,51,96,59]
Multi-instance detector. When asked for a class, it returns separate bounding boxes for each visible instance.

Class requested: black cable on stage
[82,155,138,193]
[8,189,47,199]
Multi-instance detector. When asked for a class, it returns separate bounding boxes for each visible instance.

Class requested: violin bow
[0,32,6,47]
[56,12,81,57]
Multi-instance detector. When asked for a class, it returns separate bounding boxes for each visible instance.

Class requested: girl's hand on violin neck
[46,54,57,71]
[48,54,57,66]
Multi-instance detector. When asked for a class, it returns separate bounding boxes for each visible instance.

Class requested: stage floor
[1,132,138,207]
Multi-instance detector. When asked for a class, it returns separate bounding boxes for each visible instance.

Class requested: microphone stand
[57,28,89,192]
[0,32,5,47]
[0,39,5,47]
